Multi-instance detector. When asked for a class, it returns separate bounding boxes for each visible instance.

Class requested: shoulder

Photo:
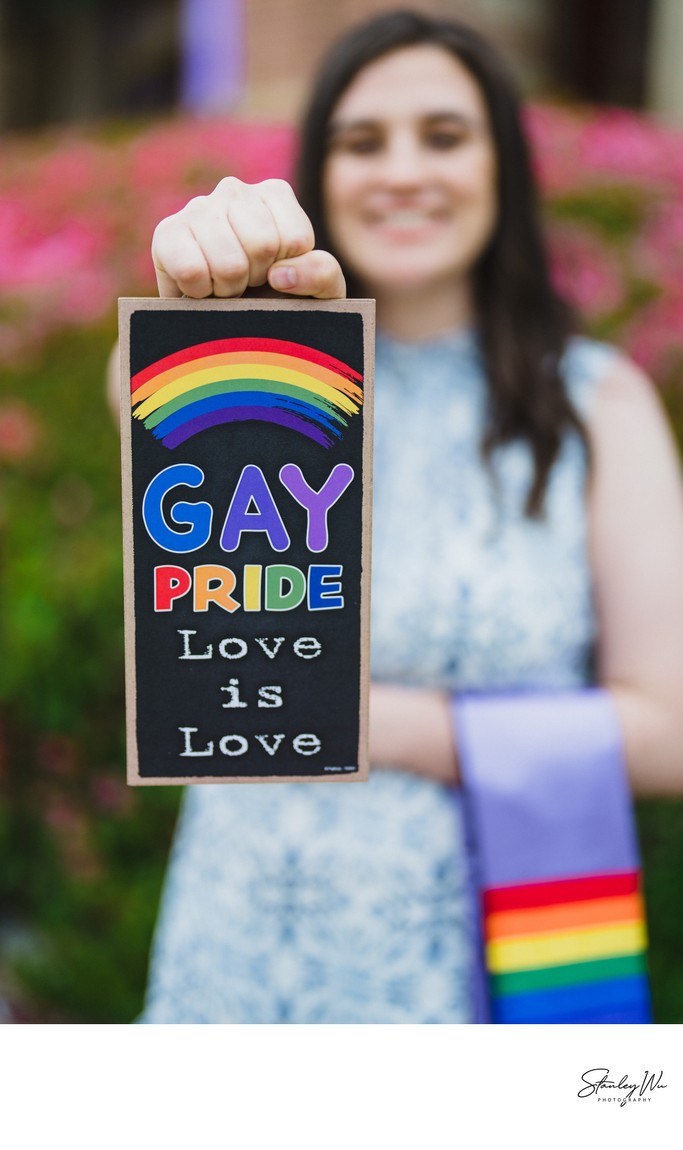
[559,335,623,419]
[558,335,683,570]
[561,336,675,453]
[587,347,677,472]
[586,345,683,579]
[561,334,621,378]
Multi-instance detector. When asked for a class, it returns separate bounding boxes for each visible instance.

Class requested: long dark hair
[296,9,586,516]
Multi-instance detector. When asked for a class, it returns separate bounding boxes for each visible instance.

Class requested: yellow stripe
[487,919,647,974]
[132,350,362,403]
[133,364,359,421]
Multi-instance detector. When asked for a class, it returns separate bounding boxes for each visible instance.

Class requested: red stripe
[483,871,639,914]
[131,337,363,391]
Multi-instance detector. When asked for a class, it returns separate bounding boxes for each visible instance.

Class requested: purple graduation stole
[454,690,651,1024]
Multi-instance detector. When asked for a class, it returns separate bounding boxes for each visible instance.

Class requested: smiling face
[322,45,498,319]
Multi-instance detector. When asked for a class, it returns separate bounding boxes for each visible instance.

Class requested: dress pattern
[141,329,617,1023]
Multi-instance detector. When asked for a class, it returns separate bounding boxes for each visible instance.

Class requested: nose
[377,130,424,188]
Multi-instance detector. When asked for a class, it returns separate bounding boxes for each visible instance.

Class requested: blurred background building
[1,0,682,131]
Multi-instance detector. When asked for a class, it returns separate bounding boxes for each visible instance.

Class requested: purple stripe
[162,405,333,449]
[454,691,638,889]
[459,788,491,1023]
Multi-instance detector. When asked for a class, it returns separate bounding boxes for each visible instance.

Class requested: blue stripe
[150,392,344,441]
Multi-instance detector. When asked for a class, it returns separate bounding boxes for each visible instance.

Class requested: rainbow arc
[131,336,363,449]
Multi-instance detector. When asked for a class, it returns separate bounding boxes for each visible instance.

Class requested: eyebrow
[326,110,485,138]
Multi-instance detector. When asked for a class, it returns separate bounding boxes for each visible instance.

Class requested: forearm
[369,681,460,785]
[369,678,683,797]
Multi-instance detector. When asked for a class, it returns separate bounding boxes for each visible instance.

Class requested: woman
[139,10,683,1023]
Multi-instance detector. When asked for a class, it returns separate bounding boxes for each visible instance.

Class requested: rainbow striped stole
[454,690,652,1024]
[484,870,650,1023]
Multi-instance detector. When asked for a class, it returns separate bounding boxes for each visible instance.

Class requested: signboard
[119,297,373,784]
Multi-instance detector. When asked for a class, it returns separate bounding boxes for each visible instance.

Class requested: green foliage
[637,802,683,1023]
[548,185,650,241]
[0,325,180,1021]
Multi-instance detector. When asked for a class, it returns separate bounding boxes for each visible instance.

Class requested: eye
[347,135,382,155]
[424,129,467,151]
[329,132,383,156]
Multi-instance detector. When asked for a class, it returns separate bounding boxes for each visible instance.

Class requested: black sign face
[119,298,374,784]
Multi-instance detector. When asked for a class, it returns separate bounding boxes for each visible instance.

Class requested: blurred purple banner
[181,0,244,113]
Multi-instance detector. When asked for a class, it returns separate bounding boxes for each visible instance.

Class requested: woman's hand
[151,177,346,301]
[369,681,460,786]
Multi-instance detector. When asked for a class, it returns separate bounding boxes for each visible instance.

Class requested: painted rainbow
[130,336,364,449]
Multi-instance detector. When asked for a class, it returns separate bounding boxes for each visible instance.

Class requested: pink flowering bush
[0,119,295,366]
[525,104,683,388]
[1,106,682,385]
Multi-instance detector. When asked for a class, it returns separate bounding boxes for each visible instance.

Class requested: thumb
[267,250,346,300]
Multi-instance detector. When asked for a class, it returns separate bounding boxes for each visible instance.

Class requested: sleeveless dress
[140,329,617,1024]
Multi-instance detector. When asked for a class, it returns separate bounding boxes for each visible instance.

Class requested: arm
[588,354,683,795]
[106,341,121,425]
[369,683,459,785]
[370,356,683,797]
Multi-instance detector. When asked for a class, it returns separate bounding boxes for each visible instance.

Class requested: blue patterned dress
[141,329,617,1023]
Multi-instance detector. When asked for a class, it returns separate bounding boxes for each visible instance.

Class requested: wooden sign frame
[119,297,374,784]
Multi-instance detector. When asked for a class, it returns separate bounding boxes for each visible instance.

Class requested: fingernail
[270,266,297,289]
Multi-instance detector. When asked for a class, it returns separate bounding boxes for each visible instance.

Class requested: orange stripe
[132,351,362,404]
[486,892,645,941]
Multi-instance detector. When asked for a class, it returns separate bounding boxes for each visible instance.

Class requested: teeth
[381,211,430,225]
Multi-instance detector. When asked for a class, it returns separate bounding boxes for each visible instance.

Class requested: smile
[367,207,448,232]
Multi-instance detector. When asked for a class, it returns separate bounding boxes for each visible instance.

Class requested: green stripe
[491,952,647,997]
[141,378,347,429]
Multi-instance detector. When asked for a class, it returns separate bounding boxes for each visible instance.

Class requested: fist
[151,177,345,300]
